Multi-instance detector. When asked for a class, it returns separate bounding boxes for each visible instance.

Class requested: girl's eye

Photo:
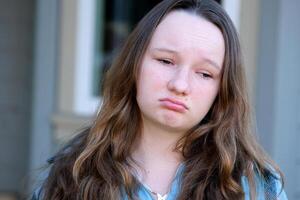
[157,59,173,65]
[196,72,212,79]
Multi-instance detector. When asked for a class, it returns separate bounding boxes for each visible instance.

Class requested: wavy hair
[40,0,283,199]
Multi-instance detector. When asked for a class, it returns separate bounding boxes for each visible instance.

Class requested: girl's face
[136,10,225,134]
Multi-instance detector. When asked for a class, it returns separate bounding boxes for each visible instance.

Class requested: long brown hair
[40,0,283,199]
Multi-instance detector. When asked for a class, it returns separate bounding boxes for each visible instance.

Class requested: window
[92,0,162,97]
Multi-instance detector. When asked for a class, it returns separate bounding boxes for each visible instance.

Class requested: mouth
[159,98,188,113]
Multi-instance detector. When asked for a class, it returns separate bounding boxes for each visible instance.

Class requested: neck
[131,120,184,171]
[130,120,185,195]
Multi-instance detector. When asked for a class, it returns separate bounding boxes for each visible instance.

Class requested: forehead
[148,10,225,67]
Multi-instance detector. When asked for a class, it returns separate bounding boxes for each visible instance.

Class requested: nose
[167,68,191,96]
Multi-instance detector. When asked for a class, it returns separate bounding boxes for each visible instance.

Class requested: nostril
[167,78,190,96]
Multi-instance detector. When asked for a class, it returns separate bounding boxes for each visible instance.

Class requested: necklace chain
[132,163,184,200]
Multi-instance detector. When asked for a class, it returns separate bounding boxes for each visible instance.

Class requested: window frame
[73,0,100,115]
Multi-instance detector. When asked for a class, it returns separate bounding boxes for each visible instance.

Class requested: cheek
[192,84,219,111]
[139,65,169,92]
[136,68,160,104]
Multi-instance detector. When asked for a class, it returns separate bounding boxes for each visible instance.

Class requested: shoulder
[30,127,90,199]
[241,171,288,200]
[263,171,288,200]
[31,186,43,200]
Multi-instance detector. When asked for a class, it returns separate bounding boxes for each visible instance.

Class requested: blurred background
[0,0,299,199]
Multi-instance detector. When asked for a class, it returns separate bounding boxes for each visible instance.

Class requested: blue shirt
[125,164,288,200]
[32,164,288,200]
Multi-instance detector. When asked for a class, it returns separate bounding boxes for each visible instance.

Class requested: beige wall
[58,0,78,114]
[0,194,17,200]
[239,0,260,105]
[53,0,92,143]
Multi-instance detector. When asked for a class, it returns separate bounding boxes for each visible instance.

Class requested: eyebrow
[202,58,221,70]
[151,47,221,70]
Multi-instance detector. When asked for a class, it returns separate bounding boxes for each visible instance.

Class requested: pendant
[157,194,167,200]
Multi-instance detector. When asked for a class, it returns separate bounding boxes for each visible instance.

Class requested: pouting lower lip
[159,99,188,113]
[159,98,188,109]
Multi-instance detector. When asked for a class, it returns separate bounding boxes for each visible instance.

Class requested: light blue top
[124,164,288,200]
[32,164,288,200]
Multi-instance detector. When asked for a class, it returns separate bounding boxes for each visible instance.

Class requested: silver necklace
[132,163,183,200]
[133,168,169,200]
[143,183,168,200]
[153,193,168,200]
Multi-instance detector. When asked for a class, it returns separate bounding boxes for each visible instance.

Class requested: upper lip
[159,98,188,110]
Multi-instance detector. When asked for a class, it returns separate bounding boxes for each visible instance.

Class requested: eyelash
[157,58,173,65]
[196,72,212,79]
[157,58,213,79]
